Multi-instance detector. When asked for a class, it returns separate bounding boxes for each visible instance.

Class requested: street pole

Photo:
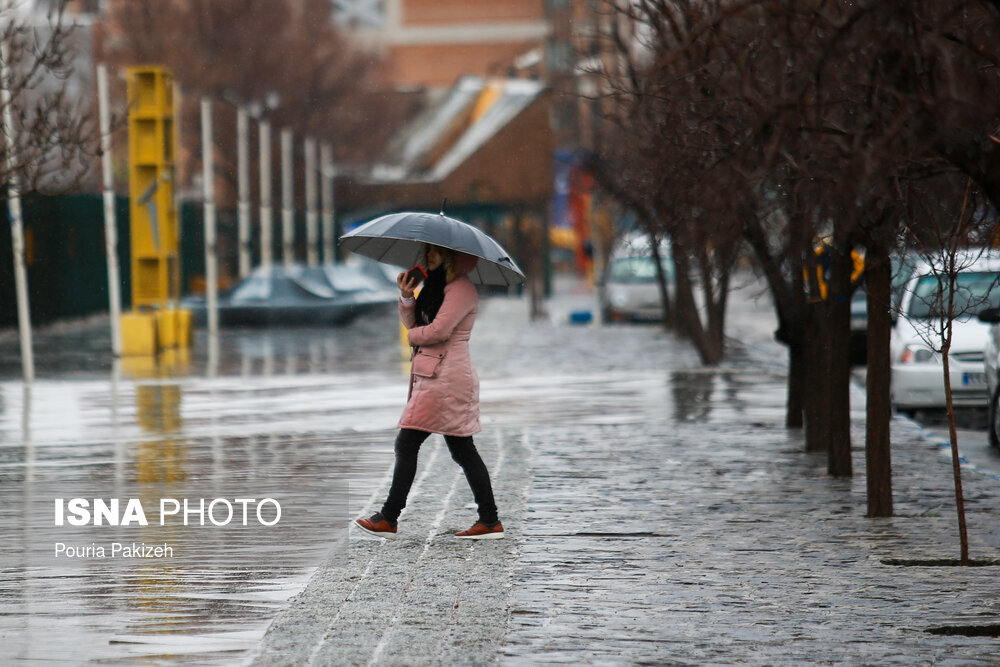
[2,41,33,383]
[259,120,273,271]
[304,137,318,267]
[97,63,123,358]
[172,81,183,303]
[201,98,219,342]
[281,128,293,269]
[321,142,335,264]
[237,106,251,278]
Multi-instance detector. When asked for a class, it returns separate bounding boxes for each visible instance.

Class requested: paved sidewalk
[250,275,1000,665]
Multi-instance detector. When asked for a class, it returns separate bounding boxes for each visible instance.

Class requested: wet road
[254,280,1000,665]
[3,276,999,665]
[0,291,793,664]
[913,423,1000,482]
[0,306,405,664]
[847,366,1000,482]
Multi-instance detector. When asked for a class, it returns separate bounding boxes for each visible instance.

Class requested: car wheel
[989,384,1000,450]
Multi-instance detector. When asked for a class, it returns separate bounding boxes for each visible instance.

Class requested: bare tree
[587,0,743,365]
[98,0,417,204]
[801,0,1000,514]
[894,176,999,565]
[1,0,97,193]
[589,2,1000,525]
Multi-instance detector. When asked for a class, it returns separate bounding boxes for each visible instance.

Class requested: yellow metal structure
[808,244,865,300]
[123,66,190,356]
[156,308,192,349]
[128,67,178,308]
[120,311,158,357]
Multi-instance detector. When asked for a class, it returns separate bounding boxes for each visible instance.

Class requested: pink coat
[397,272,481,436]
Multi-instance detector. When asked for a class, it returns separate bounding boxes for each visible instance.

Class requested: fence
[0,193,130,327]
[0,193,246,328]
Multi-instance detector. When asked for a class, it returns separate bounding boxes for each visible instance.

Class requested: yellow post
[128,66,177,309]
[120,311,158,357]
[124,66,190,356]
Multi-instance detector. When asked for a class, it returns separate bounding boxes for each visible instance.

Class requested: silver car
[599,245,675,322]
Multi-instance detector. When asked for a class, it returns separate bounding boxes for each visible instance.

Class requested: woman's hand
[397,272,419,299]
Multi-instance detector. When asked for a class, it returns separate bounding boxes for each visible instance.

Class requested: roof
[367,76,546,185]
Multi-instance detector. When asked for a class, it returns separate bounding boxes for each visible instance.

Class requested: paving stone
[247,275,1000,665]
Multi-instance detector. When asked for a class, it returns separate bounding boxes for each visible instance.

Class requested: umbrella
[340,211,526,286]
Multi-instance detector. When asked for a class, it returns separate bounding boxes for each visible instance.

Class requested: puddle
[1,408,393,663]
[0,312,405,664]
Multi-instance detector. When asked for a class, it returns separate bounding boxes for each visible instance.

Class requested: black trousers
[380,428,498,525]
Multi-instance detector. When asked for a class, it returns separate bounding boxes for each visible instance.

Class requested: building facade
[335,0,550,88]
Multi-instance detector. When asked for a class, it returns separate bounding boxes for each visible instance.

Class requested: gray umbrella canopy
[340,212,526,286]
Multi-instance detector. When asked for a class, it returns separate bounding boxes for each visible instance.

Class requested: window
[907,271,1000,319]
[608,256,674,284]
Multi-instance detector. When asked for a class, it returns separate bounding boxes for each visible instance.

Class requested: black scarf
[415,265,446,325]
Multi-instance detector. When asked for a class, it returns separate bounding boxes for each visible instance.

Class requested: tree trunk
[864,243,893,516]
[804,299,831,453]
[671,243,698,341]
[671,242,721,365]
[942,335,971,564]
[827,246,854,477]
[786,338,805,428]
[701,243,733,365]
[647,229,674,331]
[516,211,546,321]
[741,216,805,427]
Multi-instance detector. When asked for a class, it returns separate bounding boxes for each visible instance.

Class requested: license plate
[962,372,987,387]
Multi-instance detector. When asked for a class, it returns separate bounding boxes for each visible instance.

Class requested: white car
[977,299,1000,448]
[891,250,1000,414]
[599,234,675,322]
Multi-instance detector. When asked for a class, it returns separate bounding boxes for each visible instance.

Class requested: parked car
[890,250,1000,415]
[976,303,1000,448]
[599,235,675,322]
[849,252,921,366]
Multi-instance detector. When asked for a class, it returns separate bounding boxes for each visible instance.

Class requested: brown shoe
[354,512,397,539]
[455,520,504,540]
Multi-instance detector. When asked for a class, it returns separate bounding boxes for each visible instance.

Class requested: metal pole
[259,120,272,270]
[237,106,251,278]
[304,137,318,267]
[320,142,335,264]
[97,64,123,357]
[201,98,219,339]
[281,128,293,268]
[172,80,182,303]
[2,42,33,383]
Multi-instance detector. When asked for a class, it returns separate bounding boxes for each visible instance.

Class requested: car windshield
[608,256,674,283]
[907,270,1000,319]
[892,254,919,291]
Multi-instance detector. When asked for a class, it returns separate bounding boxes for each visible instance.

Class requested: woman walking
[354,244,503,540]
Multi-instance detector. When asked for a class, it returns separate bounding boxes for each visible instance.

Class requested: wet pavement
[0,307,404,663]
[2,273,1000,664]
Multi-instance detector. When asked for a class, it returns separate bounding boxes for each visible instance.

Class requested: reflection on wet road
[0,371,400,663]
[0,312,405,664]
[0,302,796,664]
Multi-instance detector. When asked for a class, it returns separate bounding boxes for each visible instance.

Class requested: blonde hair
[423,244,457,283]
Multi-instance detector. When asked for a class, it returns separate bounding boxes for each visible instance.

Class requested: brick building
[335,0,550,88]
[337,76,554,269]
[331,0,609,275]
